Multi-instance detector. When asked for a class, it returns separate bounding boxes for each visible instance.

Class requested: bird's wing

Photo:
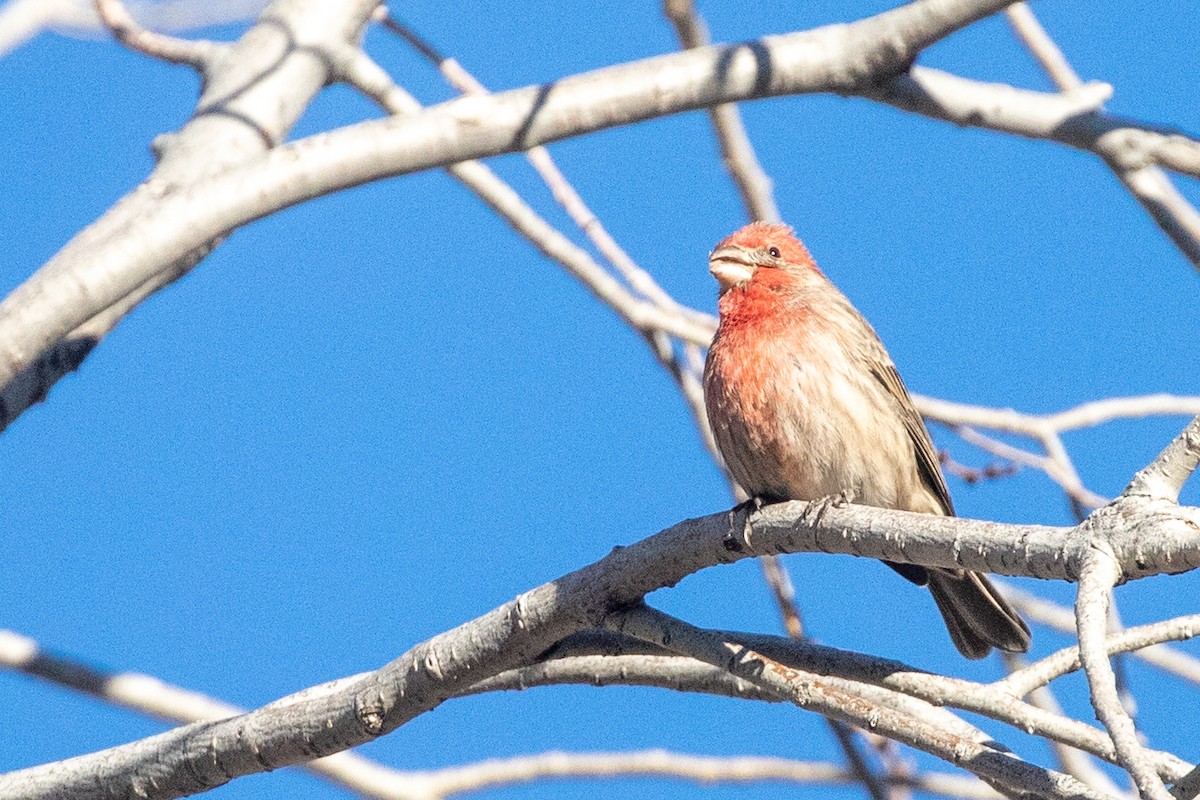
[867,358,956,517]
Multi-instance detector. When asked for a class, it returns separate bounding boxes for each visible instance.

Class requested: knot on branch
[1096,128,1160,172]
[836,26,919,95]
[1073,495,1200,582]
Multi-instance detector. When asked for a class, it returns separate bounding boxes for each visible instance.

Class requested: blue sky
[1,2,1197,799]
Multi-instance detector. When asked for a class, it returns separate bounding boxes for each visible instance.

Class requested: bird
[702,221,1030,659]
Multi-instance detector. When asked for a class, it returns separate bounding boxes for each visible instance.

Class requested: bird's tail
[926,569,1031,659]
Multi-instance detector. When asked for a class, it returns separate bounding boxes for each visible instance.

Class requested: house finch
[703,222,1030,659]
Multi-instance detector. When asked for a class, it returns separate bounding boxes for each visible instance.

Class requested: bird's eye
[767,247,781,258]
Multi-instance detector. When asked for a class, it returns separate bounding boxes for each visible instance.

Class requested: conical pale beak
[709,247,754,290]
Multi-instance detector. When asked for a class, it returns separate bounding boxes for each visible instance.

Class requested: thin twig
[607,605,1115,800]
[827,722,892,800]
[662,0,780,223]
[1046,396,1200,432]
[94,0,217,68]
[914,394,1200,513]
[1004,4,1082,91]
[951,424,1107,511]
[1000,2,1200,270]
[938,450,1018,485]
[379,11,707,322]
[758,554,893,800]
[1125,415,1200,502]
[411,750,1003,800]
[327,43,713,349]
[997,584,1200,688]
[1000,651,1128,797]
[760,556,804,639]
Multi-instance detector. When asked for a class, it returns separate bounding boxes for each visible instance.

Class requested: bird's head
[708,222,820,294]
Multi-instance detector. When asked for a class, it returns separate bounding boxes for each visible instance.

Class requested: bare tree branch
[606,605,1113,800]
[1075,545,1171,800]
[0,0,381,431]
[3,466,1197,800]
[407,750,1001,800]
[876,67,1200,269]
[663,0,781,223]
[999,651,1127,797]
[94,0,218,67]
[0,0,1037,424]
[997,585,1200,689]
[1004,3,1082,91]
[1125,414,1200,502]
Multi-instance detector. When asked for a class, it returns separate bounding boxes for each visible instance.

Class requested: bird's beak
[709,246,755,290]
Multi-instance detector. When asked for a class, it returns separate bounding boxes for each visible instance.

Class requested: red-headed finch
[703,222,1030,659]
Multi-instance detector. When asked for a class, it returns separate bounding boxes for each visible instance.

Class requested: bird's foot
[723,496,768,553]
[800,491,851,530]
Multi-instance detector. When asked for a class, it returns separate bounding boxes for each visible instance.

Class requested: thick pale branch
[876,68,1200,268]
[740,495,1200,582]
[0,0,380,431]
[8,0,1200,427]
[0,247,209,430]
[6,484,1198,799]
[0,0,1026,408]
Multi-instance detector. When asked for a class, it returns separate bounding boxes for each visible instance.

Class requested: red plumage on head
[712,222,819,273]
